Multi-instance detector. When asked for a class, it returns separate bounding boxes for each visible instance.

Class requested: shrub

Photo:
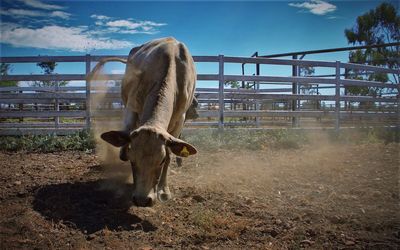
[183,129,308,151]
[0,130,95,152]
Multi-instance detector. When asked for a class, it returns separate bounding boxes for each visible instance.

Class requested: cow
[88,37,198,207]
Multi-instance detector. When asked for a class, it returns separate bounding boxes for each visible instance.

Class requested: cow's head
[100,126,197,207]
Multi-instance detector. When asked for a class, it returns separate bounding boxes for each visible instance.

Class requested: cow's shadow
[32,179,157,234]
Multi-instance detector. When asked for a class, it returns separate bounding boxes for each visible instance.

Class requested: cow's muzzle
[132,193,156,207]
[132,192,156,207]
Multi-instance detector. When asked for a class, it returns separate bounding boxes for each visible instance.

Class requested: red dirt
[0,142,399,249]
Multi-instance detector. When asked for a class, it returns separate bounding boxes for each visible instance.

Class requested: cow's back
[121,37,196,124]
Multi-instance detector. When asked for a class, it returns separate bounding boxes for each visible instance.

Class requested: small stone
[234,210,244,216]
[265,228,279,237]
[270,229,279,237]
[300,240,314,245]
[329,215,344,224]
[306,228,317,237]
[14,181,22,185]
[87,234,96,241]
[345,240,355,246]
[144,207,156,214]
[192,195,206,202]
[245,198,255,205]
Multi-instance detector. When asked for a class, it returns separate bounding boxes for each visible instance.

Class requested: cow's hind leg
[157,149,172,202]
[120,108,138,161]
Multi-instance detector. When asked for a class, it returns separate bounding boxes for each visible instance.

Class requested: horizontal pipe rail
[0,54,398,135]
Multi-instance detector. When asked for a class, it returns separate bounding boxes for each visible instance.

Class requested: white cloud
[289,0,337,15]
[141,21,167,27]
[0,8,71,19]
[0,23,134,52]
[89,15,166,34]
[91,14,111,20]
[103,19,166,34]
[19,0,65,10]
[0,8,45,17]
[106,20,141,29]
[50,11,71,19]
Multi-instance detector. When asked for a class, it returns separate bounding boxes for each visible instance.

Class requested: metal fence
[0,54,399,135]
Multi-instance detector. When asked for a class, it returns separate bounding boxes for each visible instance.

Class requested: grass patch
[184,127,399,152]
[0,130,95,152]
[328,127,400,144]
[1,127,397,153]
[188,207,248,241]
[183,129,309,151]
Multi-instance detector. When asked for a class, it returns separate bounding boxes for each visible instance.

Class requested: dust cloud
[88,68,132,193]
[87,67,398,205]
[176,129,391,199]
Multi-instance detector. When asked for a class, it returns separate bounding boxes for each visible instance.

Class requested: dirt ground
[0,138,399,249]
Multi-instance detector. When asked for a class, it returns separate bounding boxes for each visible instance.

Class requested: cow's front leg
[157,150,172,202]
[120,108,138,161]
[176,134,183,167]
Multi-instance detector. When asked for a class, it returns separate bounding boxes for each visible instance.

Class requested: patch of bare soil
[0,142,399,249]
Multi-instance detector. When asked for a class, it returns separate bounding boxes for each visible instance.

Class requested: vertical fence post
[344,68,349,111]
[397,87,400,142]
[292,55,298,127]
[255,81,260,127]
[218,55,224,130]
[255,53,260,127]
[85,54,91,130]
[55,81,59,129]
[18,90,23,123]
[335,61,341,133]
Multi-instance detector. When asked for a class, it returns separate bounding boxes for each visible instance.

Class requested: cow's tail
[86,57,128,82]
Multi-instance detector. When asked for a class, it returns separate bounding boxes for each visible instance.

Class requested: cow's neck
[140,82,175,130]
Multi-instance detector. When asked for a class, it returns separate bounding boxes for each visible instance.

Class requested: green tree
[344,2,400,97]
[0,63,18,87]
[224,80,241,89]
[299,66,315,94]
[299,66,321,109]
[31,61,68,87]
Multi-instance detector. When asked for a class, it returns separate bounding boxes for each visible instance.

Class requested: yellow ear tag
[180,146,190,157]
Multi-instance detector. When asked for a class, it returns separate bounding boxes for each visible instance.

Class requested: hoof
[176,157,183,167]
[157,187,172,202]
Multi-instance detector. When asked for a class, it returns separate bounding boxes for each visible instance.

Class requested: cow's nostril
[132,195,154,207]
[145,197,154,207]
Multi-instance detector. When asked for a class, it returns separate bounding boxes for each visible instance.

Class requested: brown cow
[88,37,197,207]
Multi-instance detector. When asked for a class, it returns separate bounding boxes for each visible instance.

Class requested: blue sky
[0,0,397,88]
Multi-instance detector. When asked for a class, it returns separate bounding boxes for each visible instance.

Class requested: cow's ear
[166,137,197,157]
[101,131,130,147]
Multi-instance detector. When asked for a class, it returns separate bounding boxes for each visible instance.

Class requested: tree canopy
[32,61,67,87]
[344,2,399,96]
[0,63,18,87]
